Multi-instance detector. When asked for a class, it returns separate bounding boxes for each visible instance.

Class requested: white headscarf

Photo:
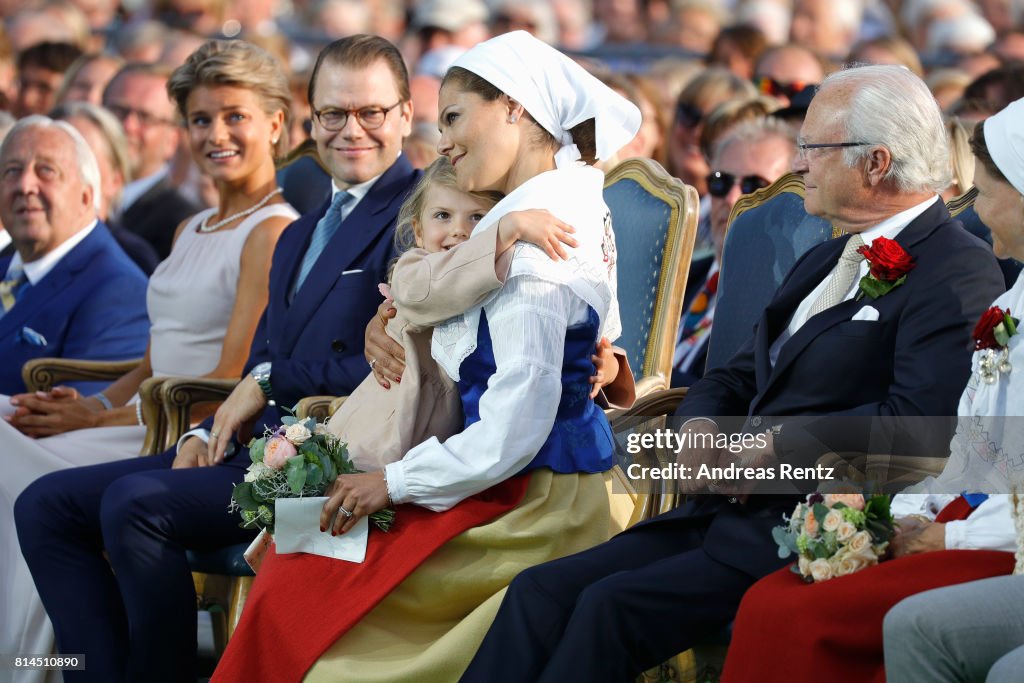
[985,97,1024,197]
[450,30,641,168]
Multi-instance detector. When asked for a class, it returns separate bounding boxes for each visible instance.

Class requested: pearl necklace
[197,187,283,233]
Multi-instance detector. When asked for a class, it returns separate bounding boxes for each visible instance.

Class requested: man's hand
[207,375,266,465]
[173,436,209,469]
[891,517,946,557]
[676,419,725,494]
[6,387,103,436]
[365,301,405,389]
[712,431,779,502]
[320,472,389,535]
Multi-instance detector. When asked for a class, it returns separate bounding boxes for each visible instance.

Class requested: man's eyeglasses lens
[107,104,173,127]
[706,171,770,198]
[314,101,402,131]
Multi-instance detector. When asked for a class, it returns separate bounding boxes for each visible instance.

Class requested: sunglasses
[675,102,704,129]
[706,171,771,198]
[752,75,810,100]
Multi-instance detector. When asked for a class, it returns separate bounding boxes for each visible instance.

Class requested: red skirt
[721,549,1014,683]
[212,475,530,683]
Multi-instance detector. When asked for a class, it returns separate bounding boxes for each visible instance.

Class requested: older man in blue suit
[15,35,420,683]
[463,65,1007,683]
[0,116,147,398]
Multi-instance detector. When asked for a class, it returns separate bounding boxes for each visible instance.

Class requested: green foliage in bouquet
[229,416,395,534]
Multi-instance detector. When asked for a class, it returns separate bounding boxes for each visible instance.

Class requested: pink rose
[804,509,820,537]
[264,436,297,470]
[825,493,865,511]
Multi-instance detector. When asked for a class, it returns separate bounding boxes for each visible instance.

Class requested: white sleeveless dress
[0,202,298,683]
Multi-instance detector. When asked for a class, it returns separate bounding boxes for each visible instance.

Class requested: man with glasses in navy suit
[15,35,420,683]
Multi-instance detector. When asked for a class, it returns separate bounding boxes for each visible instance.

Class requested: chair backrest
[705,173,839,371]
[603,158,699,390]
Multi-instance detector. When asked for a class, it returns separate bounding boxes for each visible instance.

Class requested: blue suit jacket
[666,199,1005,577]
[242,155,420,422]
[0,223,149,395]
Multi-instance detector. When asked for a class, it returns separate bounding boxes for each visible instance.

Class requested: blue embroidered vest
[458,307,614,474]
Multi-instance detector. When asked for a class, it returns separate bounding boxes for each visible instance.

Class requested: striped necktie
[290,191,353,301]
[0,265,27,317]
[808,234,865,317]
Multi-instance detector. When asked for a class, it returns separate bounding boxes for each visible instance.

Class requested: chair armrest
[634,375,668,399]
[295,395,338,421]
[138,376,168,455]
[160,378,239,448]
[22,357,142,393]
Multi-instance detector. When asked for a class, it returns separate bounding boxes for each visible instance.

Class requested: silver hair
[713,116,797,163]
[0,115,102,211]
[822,65,951,194]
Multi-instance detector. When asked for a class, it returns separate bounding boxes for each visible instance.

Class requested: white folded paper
[274,497,368,563]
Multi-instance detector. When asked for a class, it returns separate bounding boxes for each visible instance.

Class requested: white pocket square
[851,305,879,322]
[341,269,363,275]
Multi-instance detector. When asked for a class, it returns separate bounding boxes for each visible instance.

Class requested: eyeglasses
[106,103,177,128]
[705,170,771,198]
[313,101,404,131]
[753,75,811,100]
[675,102,704,129]
[796,141,873,158]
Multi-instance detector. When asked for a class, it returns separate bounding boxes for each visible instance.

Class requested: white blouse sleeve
[384,275,591,511]
[944,495,1017,552]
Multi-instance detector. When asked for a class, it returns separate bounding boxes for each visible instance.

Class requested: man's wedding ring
[338,506,354,518]
[369,358,377,369]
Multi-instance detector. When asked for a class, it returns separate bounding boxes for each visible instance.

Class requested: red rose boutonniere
[855,237,916,301]
[972,306,1018,384]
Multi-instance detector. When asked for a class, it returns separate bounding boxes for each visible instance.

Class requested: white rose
[285,423,312,445]
[823,509,843,533]
[809,558,833,582]
[835,551,870,576]
[836,521,857,541]
[798,556,812,577]
[314,422,332,436]
[849,530,872,554]
[244,461,273,483]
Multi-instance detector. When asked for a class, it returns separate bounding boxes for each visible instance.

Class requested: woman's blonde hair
[394,157,503,254]
[167,39,292,158]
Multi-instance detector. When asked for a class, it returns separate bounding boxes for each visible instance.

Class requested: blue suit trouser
[14,448,255,683]
[460,512,756,683]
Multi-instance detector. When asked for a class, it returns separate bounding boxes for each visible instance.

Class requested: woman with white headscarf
[213,31,641,683]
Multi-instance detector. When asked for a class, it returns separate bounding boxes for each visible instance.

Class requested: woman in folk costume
[213,31,641,683]
[719,97,1024,683]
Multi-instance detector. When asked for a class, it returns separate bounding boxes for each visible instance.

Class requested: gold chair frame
[604,158,700,397]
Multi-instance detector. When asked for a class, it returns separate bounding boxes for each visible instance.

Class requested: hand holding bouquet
[230,416,395,535]
[772,493,894,583]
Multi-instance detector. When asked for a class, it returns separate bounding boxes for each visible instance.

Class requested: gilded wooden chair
[604,158,699,396]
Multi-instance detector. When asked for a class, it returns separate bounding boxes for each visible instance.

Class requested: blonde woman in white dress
[0,40,298,682]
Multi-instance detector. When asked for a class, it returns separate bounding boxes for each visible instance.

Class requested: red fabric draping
[721,497,1014,683]
[212,474,531,683]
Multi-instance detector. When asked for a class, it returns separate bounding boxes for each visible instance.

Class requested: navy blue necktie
[290,190,353,301]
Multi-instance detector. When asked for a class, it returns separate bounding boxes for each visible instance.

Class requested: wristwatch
[251,362,275,406]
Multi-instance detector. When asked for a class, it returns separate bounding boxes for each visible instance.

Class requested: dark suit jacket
[119,175,199,260]
[232,156,420,433]
[666,199,1005,577]
[0,223,150,395]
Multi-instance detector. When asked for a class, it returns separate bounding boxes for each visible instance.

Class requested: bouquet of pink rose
[229,416,395,535]
[772,493,894,583]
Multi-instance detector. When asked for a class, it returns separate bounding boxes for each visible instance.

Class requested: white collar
[6,219,99,284]
[121,165,170,212]
[857,195,939,245]
[0,229,10,252]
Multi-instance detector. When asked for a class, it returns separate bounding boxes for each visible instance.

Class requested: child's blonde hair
[394,157,504,253]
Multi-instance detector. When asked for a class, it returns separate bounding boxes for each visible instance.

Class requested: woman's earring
[508,115,517,123]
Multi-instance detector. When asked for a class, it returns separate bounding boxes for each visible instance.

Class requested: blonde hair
[167,40,292,158]
[394,157,503,254]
